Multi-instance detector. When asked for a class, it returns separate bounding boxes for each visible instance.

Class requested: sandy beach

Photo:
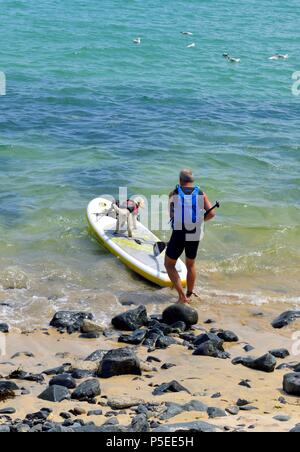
[1,296,299,433]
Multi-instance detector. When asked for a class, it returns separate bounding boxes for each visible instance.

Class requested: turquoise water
[0,0,300,326]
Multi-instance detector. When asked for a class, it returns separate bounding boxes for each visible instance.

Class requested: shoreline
[0,299,300,432]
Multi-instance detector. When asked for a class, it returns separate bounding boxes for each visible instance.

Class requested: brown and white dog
[108,197,145,238]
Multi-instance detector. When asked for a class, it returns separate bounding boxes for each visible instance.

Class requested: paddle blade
[153,242,167,257]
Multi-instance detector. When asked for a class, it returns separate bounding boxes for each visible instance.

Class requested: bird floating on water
[133,37,141,45]
[181,32,193,36]
[269,54,289,60]
[223,53,240,63]
[187,42,196,48]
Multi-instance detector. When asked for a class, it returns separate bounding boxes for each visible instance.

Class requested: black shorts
[166,230,200,261]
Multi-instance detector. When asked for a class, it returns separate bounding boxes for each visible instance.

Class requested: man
[165,169,216,304]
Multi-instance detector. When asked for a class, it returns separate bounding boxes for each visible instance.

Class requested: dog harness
[118,200,139,215]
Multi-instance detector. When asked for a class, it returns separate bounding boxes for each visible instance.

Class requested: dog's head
[133,197,145,209]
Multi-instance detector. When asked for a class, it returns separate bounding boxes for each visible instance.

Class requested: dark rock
[162,304,198,327]
[171,321,186,333]
[87,409,103,416]
[80,332,100,339]
[180,333,196,343]
[269,349,290,359]
[143,330,162,350]
[239,406,258,411]
[204,319,216,324]
[103,417,119,426]
[217,330,239,342]
[97,348,141,378]
[50,311,94,333]
[85,349,109,362]
[0,323,9,333]
[60,412,72,420]
[244,344,255,353]
[49,374,77,389]
[193,342,230,360]
[71,369,94,379]
[9,369,44,383]
[283,373,300,396]
[194,332,224,348]
[0,381,19,391]
[153,380,190,396]
[237,399,250,407]
[130,414,150,432]
[273,415,290,422]
[118,329,147,345]
[183,400,207,412]
[43,364,72,376]
[272,311,300,329]
[226,406,240,416]
[147,356,161,363]
[211,392,221,399]
[38,385,70,402]
[0,407,16,414]
[112,305,148,331]
[290,424,300,432]
[232,353,277,373]
[0,380,19,401]
[153,421,217,433]
[156,335,177,349]
[147,321,173,335]
[161,363,176,370]
[159,403,184,420]
[207,407,227,418]
[71,379,101,401]
[239,380,252,389]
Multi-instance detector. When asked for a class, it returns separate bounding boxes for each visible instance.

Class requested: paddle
[153,201,220,257]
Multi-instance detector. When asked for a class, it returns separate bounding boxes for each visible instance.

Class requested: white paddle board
[87,197,187,287]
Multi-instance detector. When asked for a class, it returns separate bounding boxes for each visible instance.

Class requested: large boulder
[50,311,94,333]
[272,311,300,329]
[283,373,300,396]
[112,306,148,331]
[232,353,277,373]
[97,348,141,378]
[71,379,101,401]
[162,304,198,327]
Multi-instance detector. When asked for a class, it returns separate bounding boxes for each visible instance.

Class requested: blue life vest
[172,185,204,231]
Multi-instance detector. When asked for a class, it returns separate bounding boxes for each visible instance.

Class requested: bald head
[180,169,195,185]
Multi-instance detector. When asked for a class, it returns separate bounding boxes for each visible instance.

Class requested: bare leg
[128,214,133,238]
[186,258,197,299]
[165,256,188,304]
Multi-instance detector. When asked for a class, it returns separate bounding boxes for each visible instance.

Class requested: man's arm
[203,192,216,222]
